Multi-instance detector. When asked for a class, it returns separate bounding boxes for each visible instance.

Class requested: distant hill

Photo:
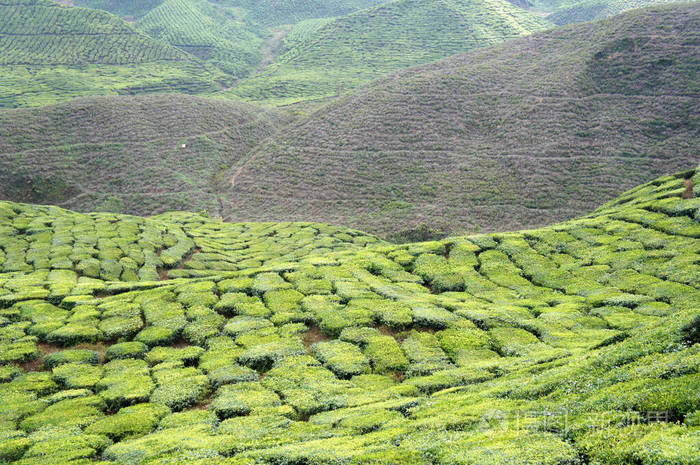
[0,0,227,107]
[224,4,700,237]
[74,0,164,19]
[230,0,552,105]
[74,0,386,24]
[0,94,288,214]
[135,0,265,78]
[542,0,690,24]
[219,0,389,27]
[72,0,389,80]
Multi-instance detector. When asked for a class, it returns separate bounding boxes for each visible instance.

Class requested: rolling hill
[71,0,389,81]
[229,0,553,105]
[135,0,266,79]
[74,0,387,24]
[216,0,389,27]
[73,0,164,19]
[0,165,698,463]
[0,94,288,215]
[223,3,700,237]
[562,0,695,25]
[0,0,228,108]
[526,0,691,25]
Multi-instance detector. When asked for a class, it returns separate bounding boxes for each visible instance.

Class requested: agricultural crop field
[229,0,552,105]
[0,165,698,464]
[532,0,688,24]
[0,0,229,108]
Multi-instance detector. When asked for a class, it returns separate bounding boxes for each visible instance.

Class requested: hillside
[0,0,228,108]
[72,0,388,80]
[135,0,265,79]
[229,0,552,105]
[73,0,164,19]
[0,166,698,463]
[74,0,387,24]
[544,0,690,24]
[224,4,700,237]
[215,0,389,27]
[0,94,288,215]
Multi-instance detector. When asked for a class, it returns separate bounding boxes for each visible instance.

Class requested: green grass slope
[0,166,699,464]
[229,0,552,105]
[225,3,700,237]
[0,0,228,108]
[0,94,288,215]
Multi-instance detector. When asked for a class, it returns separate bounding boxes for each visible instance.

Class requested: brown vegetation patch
[303,323,332,348]
[682,178,694,199]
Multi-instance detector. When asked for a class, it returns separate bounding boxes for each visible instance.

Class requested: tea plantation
[0,164,698,464]
[229,0,552,105]
[0,0,228,108]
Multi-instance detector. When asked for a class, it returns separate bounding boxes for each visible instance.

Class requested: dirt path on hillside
[256,29,288,74]
[682,178,694,199]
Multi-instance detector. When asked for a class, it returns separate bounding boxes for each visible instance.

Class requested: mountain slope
[73,0,389,79]
[135,0,265,78]
[224,3,700,236]
[219,0,389,27]
[528,0,691,25]
[0,94,288,215]
[0,0,227,107]
[0,167,698,463]
[74,0,164,19]
[230,0,552,105]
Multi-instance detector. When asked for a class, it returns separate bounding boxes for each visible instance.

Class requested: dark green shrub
[20,395,105,432]
[85,402,170,440]
[313,340,370,378]
[104,341,148,361]
[44,349,100,368]
[210,382,281,419]
[135,326,177,347]
[208,365,258,388]
[151,367,210,411]
[53,362,103,389]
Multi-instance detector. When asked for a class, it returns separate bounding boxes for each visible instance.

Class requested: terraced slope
[0,0,227,107]
[0,94,288,215]
[226,4,700,236]
[72,0,388,80]
[73,0,164,19]
[0,167,699,464]
[545,0,689,24]
[230,0,552,105]
[212,0,388,27]
[135,0,265,79]
[74,0,386,24]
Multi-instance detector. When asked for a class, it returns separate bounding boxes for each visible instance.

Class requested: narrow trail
[256,29,288,75]
[682,178,694,199]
